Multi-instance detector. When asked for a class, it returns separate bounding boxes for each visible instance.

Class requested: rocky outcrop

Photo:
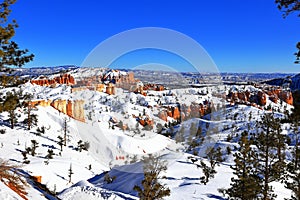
[266,89,293,105]
[30,100,52,107]
[50,99,85,122]
[72,100,85,122]
[228,90,266,107]
[228,86,293,107]
[257,91,267,106]
[116,72,135,84]
[278,90,293,105]
[158,106,181,122]
[132,114,153,127]
[158,110,168,122]
[106,83,115,95]
[138,117,154,127]
[51,99,67,114]
[143,83,164,91]
[71,83,112,95]
[95,84,105,92]
[31,74,75,86]
[158,103,211,122]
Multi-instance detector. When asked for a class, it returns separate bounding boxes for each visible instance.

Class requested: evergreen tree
[62,117,69,146]
[36,126,45,135]
[133,154,170,200]
[30,139,38,156]
[223,131,261,199]
[199,160,216,185]
[77,140,89,152]
[254,113,286,200]
[2,91,19,129]
[275,0,299,63]
[57,136,64,152]
[0,0,34,68]
[103,172,116,184]
[285,119,300,200]
[23,94,38,130]
[199,146,224,185]
[68,163,73,183]
[45,149,54,159]
[21,151,29,164]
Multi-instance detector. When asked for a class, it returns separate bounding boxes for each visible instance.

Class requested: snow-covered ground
[0,68,296,199]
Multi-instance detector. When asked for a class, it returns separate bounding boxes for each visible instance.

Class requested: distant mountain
[264,73,300,91]
[0,65,78,77]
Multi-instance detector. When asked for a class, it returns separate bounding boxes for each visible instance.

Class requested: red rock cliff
[50,99,85,122]
[31,74,75,86]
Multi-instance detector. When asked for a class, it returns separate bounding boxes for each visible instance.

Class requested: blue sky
[10,0,300,72]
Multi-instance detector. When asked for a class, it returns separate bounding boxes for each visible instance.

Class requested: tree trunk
[263,128,270,200]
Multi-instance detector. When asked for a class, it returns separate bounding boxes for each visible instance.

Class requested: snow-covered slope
[0,68,297,199]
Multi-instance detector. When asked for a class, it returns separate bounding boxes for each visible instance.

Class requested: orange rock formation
[31,74,75,86]
[48,99,85,122]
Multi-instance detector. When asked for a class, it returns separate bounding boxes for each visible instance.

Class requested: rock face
[143,84,164,91]
[158,110,168,122]
[72,100,85,122]
[71,84,111,95]
[266,89,293,105]
[138,117,154,127]
[106,83,115,95]
[95,84,105,92]
[115,72,138,90]
[158,103,211,122]
[31,74,75,86]
[51,99,67,114]
[257,91,267,106]
[278,90,293,105]
[158,106,181,122]
[228,86,293,107]
[30,100,52,107]
[50,99,85,122]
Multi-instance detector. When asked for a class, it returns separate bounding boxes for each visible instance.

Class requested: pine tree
[61,117,69,146]
[0,0,34,69]
[285,119,300,200]
[77,140,89,152]
[199,146,224,185]
[21,151,29,164]
[254,113,286,200]
[223,131,261,199]
[133,154,170,200]
[30,140,38,156]
[23,94,38,130]
[2,91,19,129]
[68,164,73,183]
[36,126,45,135]
[57,136,64,152]
[45,149,54,159]
[103,172,116,184]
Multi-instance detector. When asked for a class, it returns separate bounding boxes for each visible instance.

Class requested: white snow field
[0,68,295,199]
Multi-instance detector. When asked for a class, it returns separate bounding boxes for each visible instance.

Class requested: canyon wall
[50,99,85,122]
[228,88,293,107]
[32,99,85,122]
[31,74,75,86]
[158,103,211,122]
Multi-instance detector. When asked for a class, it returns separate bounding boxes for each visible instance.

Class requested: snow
[0,68,296,199]
[0,181,22,200]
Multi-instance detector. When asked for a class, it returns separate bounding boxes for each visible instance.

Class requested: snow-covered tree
[222,131,261,199]
[254,113,287,200]
[133,154,170,199]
